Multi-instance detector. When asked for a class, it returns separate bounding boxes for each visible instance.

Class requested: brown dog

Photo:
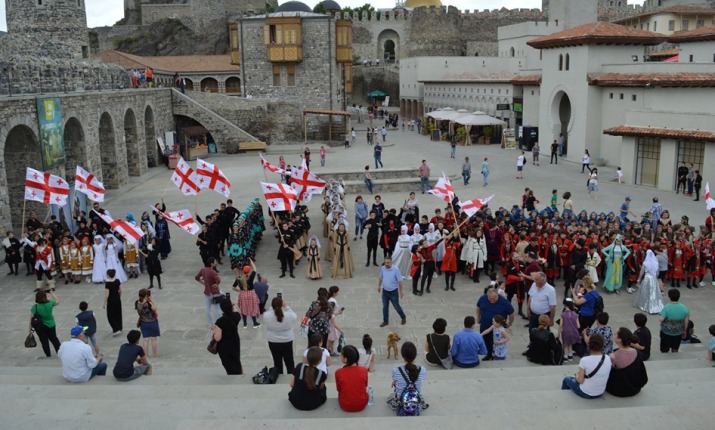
[386,332,401,359]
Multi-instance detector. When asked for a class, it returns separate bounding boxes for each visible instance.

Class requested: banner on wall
[36,98,66,170]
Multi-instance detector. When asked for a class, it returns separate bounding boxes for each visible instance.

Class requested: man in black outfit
[364,210,381,266]
[676,163,689,194]
[550,140,558,164]
[566,239,587,296]
[278,223,296,278]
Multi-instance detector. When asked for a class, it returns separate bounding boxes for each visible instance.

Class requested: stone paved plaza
[1,127,713,428]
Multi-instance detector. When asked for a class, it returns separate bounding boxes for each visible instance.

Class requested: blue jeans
[90,361,108,379]
[561,377,600,399]
[463,171,470,185]
[482,171,489,186]
[453,358,479,368]
[375,155,383,168]
[420,177,430,193]
[451,146,456,158]
[204,295,221,327]
[365,178,373,194]
[355,216,365,236]
[381,289,406,324]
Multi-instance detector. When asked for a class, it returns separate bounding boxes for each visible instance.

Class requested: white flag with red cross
[151,206,200,235]
[290,166,327,202]
[74,166,105,202]
[92,210,142,244]
[460,195,494,218]
[428,173,455,203]
[25,167,70,206]
[260,154,286,175]
[261,182,298,212]
[195,158,231,198]
[705,182,715,210]
[171,157,200,196]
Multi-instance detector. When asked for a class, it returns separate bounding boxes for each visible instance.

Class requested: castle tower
[547,0,598,28]
[5,0,90,59]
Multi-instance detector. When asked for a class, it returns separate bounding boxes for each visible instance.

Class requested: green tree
[313,2,326,14]
[265,2,276,13]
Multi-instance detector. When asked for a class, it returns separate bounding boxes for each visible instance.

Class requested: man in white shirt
[58,326,107,383]
[526,271,557,331]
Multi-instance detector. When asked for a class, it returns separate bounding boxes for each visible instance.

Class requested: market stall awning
[453,111,507,126]
[426,108,462,121]
[367,90,388,97]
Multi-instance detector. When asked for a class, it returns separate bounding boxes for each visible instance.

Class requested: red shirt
[335,365,369,412]
[195,267,220,296]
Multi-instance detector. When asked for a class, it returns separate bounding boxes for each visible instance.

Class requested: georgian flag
[92,210,142,244]
[260,154,286,175]
[151,207,200,235]
[261,182,298,212]
[171,157,200,196]
[460,195,494,218]
[290,167,327,202]
[74,166,105,202]
[705,182,715,210]
[25,167,70,206]
[428,173,455,203]
[196,158,231,198]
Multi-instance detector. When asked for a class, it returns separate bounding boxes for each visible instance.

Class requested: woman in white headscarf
[424,223,442,278]
[91,235,107,283]
[391,225,413,279]
[633,249,664,314]
[105,235,128,283]
[602,234,630,294]
[306,235,323,280]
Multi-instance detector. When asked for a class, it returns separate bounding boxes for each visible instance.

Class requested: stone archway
[63,117,85,177]
[201,77,219,93]
[144,105,157,167]
[377,29,400,64]
[184,78,194,91]
[99,112,120,189]
[4,125,42,229]
[225,76,241,94]
[551,90,573,156]
[124,109,140,176]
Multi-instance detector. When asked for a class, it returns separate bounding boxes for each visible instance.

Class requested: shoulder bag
[429,334,453,370]
[585,354,606,379]
[24,330,37,348]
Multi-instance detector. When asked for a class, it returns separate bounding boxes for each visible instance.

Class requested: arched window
[509,47,515,57]
[565,54,570,71]
[558,54,563,71]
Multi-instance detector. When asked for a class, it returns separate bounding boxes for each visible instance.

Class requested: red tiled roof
[510,75,542,85]
[604,126,715,141]
[527,21,666,49]
[613,5,715,23]
[648,48,679,57]
[94,50,240,73]
[587,73,715,87]
[303,108,352,116]
[668,24,715,43]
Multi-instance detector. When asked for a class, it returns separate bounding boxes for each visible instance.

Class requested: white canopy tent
[452,111,507,145]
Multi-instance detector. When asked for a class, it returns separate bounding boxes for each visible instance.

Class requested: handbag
[253,366,270,384]
[24,330,37,348]
[299,316,310,338]
[429,334,453,369]
[212,292,229,305]
[337,332,346,353]
[207,336,218,355]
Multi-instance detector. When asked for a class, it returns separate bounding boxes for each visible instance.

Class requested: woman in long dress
[331,223,354,279]
[91,236,107,283]
[105,235,128,283]
[461,228,487,283]
[633,250,664,314]
[104,268,123,335]
[306,235,323,280]
[391,225,412,279]
[155,214,171,260]
[602,234,630,293]
[585,243,602,283]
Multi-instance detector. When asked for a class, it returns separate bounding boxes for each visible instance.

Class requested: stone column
[416,101,423,119]
[400,99,405,117]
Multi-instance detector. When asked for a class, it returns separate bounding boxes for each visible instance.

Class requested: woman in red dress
[441,235,461,291]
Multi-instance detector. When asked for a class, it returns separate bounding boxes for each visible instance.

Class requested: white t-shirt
[528,283,557,315]
[583,154,590,164]
[517,155,525,167]
[578,354,612,396]
[303,347,331,375]
[357,347,376,369]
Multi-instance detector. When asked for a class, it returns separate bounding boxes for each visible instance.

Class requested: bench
[238,141,267,152]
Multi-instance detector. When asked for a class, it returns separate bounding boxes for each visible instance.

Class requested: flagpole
[21,199,27,232]
[271,211,286,245]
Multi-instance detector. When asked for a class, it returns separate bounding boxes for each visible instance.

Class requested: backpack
[30,305,44,330]
[594,294,605,314]
[551,338,565,366]
[397,367,423,417]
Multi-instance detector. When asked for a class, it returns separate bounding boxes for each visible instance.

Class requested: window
[609,93,614,99]
[676,141,704,189]
[82,46,88,59]
[540,50,543,60]
[668,20,675,31]
[565,54,570,71]
[619,93,624,100]
[558,54,563,71]
[697,20,705,28]
[689,55,693,62]
[632,94,637,101]
[272,65,281,86]
[682,20,689,31]
[653,22,657,32]
[636,137,661,186]
[531,90,534,95]
[286,64,296,86]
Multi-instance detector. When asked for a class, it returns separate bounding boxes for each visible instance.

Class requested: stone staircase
[170,89,260,151]
[1,347,710,429]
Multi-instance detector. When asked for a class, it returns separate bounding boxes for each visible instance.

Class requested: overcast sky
[0,0,641,32]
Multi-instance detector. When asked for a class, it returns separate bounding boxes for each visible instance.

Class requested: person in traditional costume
[602,234,630,293]
[306,235,323,280]
[331,220,354,279]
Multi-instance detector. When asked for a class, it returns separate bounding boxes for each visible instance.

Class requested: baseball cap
[70,326,88,337]
[625,196,631,201]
